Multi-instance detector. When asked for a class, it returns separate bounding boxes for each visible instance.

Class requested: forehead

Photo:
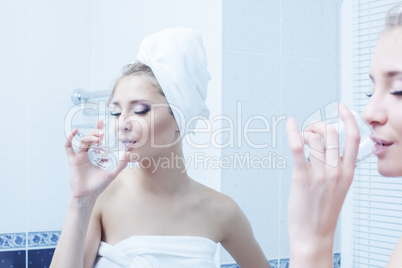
[370,28,402,78]
[113,76,166,104]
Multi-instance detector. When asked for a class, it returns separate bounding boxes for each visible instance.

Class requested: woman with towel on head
[51,28,270,268]
[286,3,402,267]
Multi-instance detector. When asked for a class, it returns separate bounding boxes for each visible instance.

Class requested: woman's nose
[118,116,133,133]
[362,92,387,127]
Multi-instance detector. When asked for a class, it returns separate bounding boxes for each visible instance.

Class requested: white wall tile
[29,76,90,154]
[150,0,183,31]
[0,0,30,75]
[90,0,132,78]
[0,75,30,154]
[222,51,283,154]
[281,0,340,60]
[223,0,281,54]
[27,153,70,231]
[220,167,280,263]
[0,153,27,233]
[124,1,153,62]
[180,0,222,52]
[30,0,91,77]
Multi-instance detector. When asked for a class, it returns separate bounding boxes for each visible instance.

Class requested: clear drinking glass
[304,109,382,165]
[87,117,129,170]
[72,115,128,171]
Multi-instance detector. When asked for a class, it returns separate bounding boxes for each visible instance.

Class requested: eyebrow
[369,71,402,82]
[111,99,152,106]
[385,71,402,78]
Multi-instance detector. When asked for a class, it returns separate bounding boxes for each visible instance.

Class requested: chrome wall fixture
[71,89,111,105]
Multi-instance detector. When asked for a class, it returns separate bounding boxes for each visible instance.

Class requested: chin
[377,160,402,177]
[128,152,140,162]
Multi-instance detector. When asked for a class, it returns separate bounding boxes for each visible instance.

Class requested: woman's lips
[120,139,136,148]
[373,138,393,156]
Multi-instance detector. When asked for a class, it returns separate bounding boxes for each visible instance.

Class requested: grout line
[278,0,283,264]
[0,72,90,79]
[223,49,339,64]
[90,0,95,92]
[25,0,33,268]
[26,0,33,266]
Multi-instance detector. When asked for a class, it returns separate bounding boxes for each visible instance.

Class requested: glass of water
[73,116,128,171]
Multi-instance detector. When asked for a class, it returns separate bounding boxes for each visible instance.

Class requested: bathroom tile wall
[221,0,341,264]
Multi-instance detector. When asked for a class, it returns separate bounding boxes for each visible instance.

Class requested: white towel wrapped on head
[135,27,211,138]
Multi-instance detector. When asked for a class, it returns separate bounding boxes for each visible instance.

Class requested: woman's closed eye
[108,103,151,116]
[132,103,151,114]
[108,104,121,116]
[365,79,402,97]
[390,79,402,96]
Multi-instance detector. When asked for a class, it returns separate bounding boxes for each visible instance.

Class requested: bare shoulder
[189,179,243,224]
[191,180,269,267]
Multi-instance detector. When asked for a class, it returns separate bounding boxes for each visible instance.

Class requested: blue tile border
[334,252,341,268]
[0,231,61,250]
[0,233,26,250]
[28,231,60,248]
[279,257,289,268]
[270,259,279,268]
[221,253,341,268]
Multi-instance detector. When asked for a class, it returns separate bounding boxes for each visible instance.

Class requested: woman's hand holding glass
[286,103,360,266]
[64,119,130,200]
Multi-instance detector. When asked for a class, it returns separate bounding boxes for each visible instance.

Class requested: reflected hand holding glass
[87,118,129,170]
[65,116,130,199]
[73,117,129,171]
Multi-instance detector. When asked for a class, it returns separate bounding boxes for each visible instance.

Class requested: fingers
[77,136,102,153]
[339,103,360,176]
[286,119,308,171]
[304,121,340,168]
[64,128,78,159]
[86,128,104,139]
[96,119,104,130]
[302,131,325,168]
[76,120,105,154]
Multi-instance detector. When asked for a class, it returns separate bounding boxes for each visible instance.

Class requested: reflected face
[362,27,402,176]
[109,75,179,161]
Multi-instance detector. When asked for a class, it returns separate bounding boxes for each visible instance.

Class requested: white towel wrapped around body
[93,235,217,268]
[135,27,211,138]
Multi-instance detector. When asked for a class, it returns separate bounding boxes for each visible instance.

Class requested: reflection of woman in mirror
[286,3,402,267]
[50,28,270,268]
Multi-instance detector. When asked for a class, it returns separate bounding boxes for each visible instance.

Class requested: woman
[50,28,270,268]
[286,3,402,267]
